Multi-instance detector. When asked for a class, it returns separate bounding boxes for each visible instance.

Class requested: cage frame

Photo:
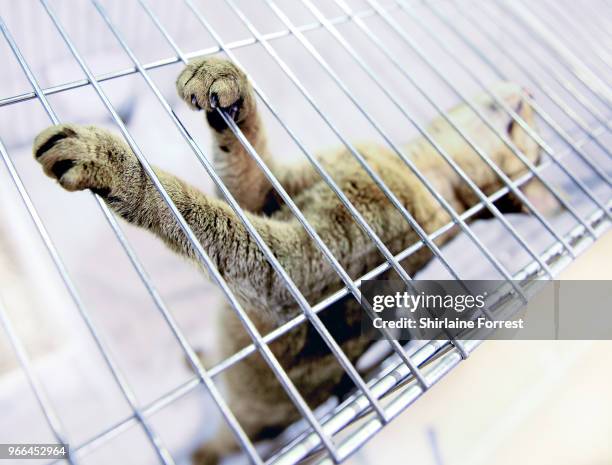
[0,0,610,464]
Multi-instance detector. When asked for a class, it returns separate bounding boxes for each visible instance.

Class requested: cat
[33,57,541,464]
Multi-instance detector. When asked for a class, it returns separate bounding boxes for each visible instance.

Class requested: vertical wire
[429,0,612,173]
[146,0,443,386]
[363,0,604,233]
[0,295,77,465]
[90,0,394,432]
[482,0,612,156]
[35,1,308,462]
[0,16,178,465]
[0,16,254,465]
[242,0,539,293]
[544,0,612,83]
[135,0,452,376]
[500,0,612,109]
[40,0,380,459]
[541,0,612,77]
[502,0,612,121]
[304,0,576,264]
[176,0,474,362]
[264,0,559,280]
[405,0,612,181]
[219,0,529,302]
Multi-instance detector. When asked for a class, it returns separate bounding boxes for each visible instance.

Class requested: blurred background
[0,0,610,464]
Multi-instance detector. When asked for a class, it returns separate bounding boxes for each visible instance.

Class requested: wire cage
[0,0,610,464]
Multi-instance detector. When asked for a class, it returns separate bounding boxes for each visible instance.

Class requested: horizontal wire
[2,0,608,463]
[415,1,611,185]
[0,294,77,465]
[132,0,405,420]
[0,5,395,108]
[440,2,612,176]
[90,0,387,457]
[38,0,273,461]
[260,0,529,298]
[47,118,609,465]
[368,0,604,235]
[501,0,612,111]
[1,13,178,465]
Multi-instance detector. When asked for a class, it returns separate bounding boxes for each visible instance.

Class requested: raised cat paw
[176,57,253,130]
[33,123,133,197]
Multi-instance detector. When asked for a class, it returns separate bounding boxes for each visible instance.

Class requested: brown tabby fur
[33,57,541,464]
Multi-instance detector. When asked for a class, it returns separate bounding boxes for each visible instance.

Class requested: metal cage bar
[410,2,611,182]
[131,0,435,394]
[0,4,401,109]
[37,62,612,465]
[90,0,418,439]
[37,0,342,460]
[135,0,459,370]
[365,0,607,228]
[0,1,610,465]
[0,295,78,465]
[431,1,612,175]
[220,0,528,314]
[0,15,254,465]
[501,0,612,110]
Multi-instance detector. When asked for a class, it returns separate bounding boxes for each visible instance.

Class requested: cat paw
[33,123,131,197]
[176,57,253,131]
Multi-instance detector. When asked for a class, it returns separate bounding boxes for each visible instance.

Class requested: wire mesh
[0,0,610,464]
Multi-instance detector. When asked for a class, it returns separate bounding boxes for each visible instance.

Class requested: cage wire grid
[0,0,610,464]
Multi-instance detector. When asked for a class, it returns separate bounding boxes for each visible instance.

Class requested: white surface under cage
[0,0,610,465]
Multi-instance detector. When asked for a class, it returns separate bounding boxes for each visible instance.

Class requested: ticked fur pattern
[33,57,542,464]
